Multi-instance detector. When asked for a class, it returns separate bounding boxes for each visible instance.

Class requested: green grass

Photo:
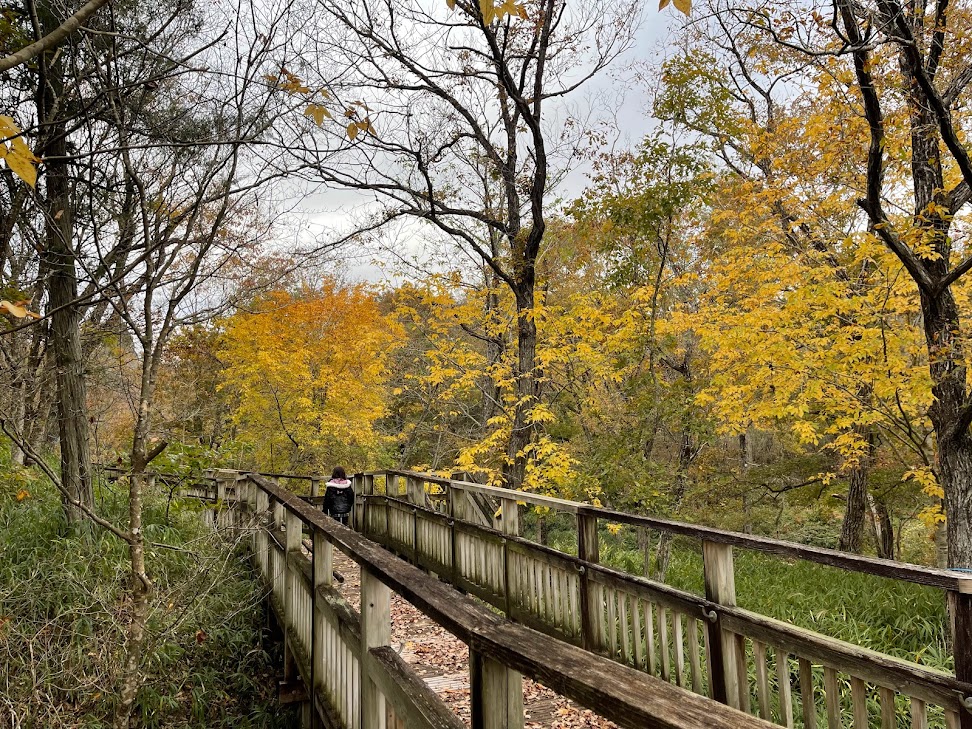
[0,465,295,728]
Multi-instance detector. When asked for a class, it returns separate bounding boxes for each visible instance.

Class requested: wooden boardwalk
[327,550,616,729]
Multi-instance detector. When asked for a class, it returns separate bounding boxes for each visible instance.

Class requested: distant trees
[220,281,400,472]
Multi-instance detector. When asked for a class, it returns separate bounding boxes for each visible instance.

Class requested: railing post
[406,475,424,506]
[359,474,374,535]
[577,510,599,652]
[702,540,740,708]
[470,648,524,729]
[501,496,519,537]
[311,528,332,722]
[310,478,320,497]
[255,486,269,567]
[360,566,390,729]
[387,472,399,497]
[498,496,524,705]
[950,580,972,729]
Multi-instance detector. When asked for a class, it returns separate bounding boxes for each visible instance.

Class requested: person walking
[323,466,354,525]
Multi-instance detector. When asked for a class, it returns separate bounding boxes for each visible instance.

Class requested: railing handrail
[100,463,971,588]
[367,491,972,709]
[359,468,970,591]
[247,472,771,729]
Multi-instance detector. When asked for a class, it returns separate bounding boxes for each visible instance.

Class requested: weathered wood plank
[753,640,771,720]
[369,646,464,729]
[850,676,868,729]
[776,649,794,728]
[799,659,817,729]
[823,666,840,729]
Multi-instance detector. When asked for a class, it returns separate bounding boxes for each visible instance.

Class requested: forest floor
[327,550,616,729]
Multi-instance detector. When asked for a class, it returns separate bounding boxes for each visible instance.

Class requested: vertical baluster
[776,649,794,728]
[674,612,686,688]
[606,588,618,658]
[823,666,841,729]
[619,593,631,665]
[688,618,703,694]
[632,598,644,671]
[735,634,750,713]
[878,687,896,729]
[850,677,868,729]
[799,659,817,729]
[645,600,657,675]
[911,698,928,729]
[569,570,580,638]
[594,581,607,651]
[659,606,671,681]
[753,640,771,720]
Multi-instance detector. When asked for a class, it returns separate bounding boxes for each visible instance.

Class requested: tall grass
[0,466,294,728]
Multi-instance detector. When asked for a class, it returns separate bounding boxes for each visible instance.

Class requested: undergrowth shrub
[0,465,295,728]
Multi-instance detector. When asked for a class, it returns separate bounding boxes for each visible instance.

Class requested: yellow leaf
[0,119,39,188]
[347,122,359,140]
[672,0,691,14]
[658,0,671,8]
[15,489,30,502]
[304,103,332,126]
[0,299,39,319]
[0,115,18,138]
[446,0,455,7]
[480,0,495,23]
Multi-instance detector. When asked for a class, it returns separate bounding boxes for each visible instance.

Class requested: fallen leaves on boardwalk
[330,552,617,728]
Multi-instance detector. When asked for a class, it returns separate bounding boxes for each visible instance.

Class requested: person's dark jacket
[323,478,354,515]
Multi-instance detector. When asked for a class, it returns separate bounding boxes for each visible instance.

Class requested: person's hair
[331,466,346,480]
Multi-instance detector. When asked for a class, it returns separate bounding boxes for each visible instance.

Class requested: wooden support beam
[361,566,391,729]
[285,510,302,684]
[500,497,519,537]
[950,589,972,729]
[703,540,740,709]
[577,512,599,652]
[407,476,424,506]
[471,647,525,729]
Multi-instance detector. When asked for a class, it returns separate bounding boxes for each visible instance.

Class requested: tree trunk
[920,282,972,568]
[739,433,752,534]
[866,492,895,560]
[504,282,538,490]
[114,473,153,729]
[838,470,868,554]
[38,26,93,524]
[653,429,693,581]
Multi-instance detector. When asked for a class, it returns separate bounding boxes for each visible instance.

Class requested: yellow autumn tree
[220,280,400,472]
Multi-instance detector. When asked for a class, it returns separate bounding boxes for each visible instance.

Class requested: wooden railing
[192,470,769,729]
[350,469,972,729]
[125,463,972,728]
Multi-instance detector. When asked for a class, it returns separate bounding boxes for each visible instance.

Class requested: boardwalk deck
[325,549,616,729]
